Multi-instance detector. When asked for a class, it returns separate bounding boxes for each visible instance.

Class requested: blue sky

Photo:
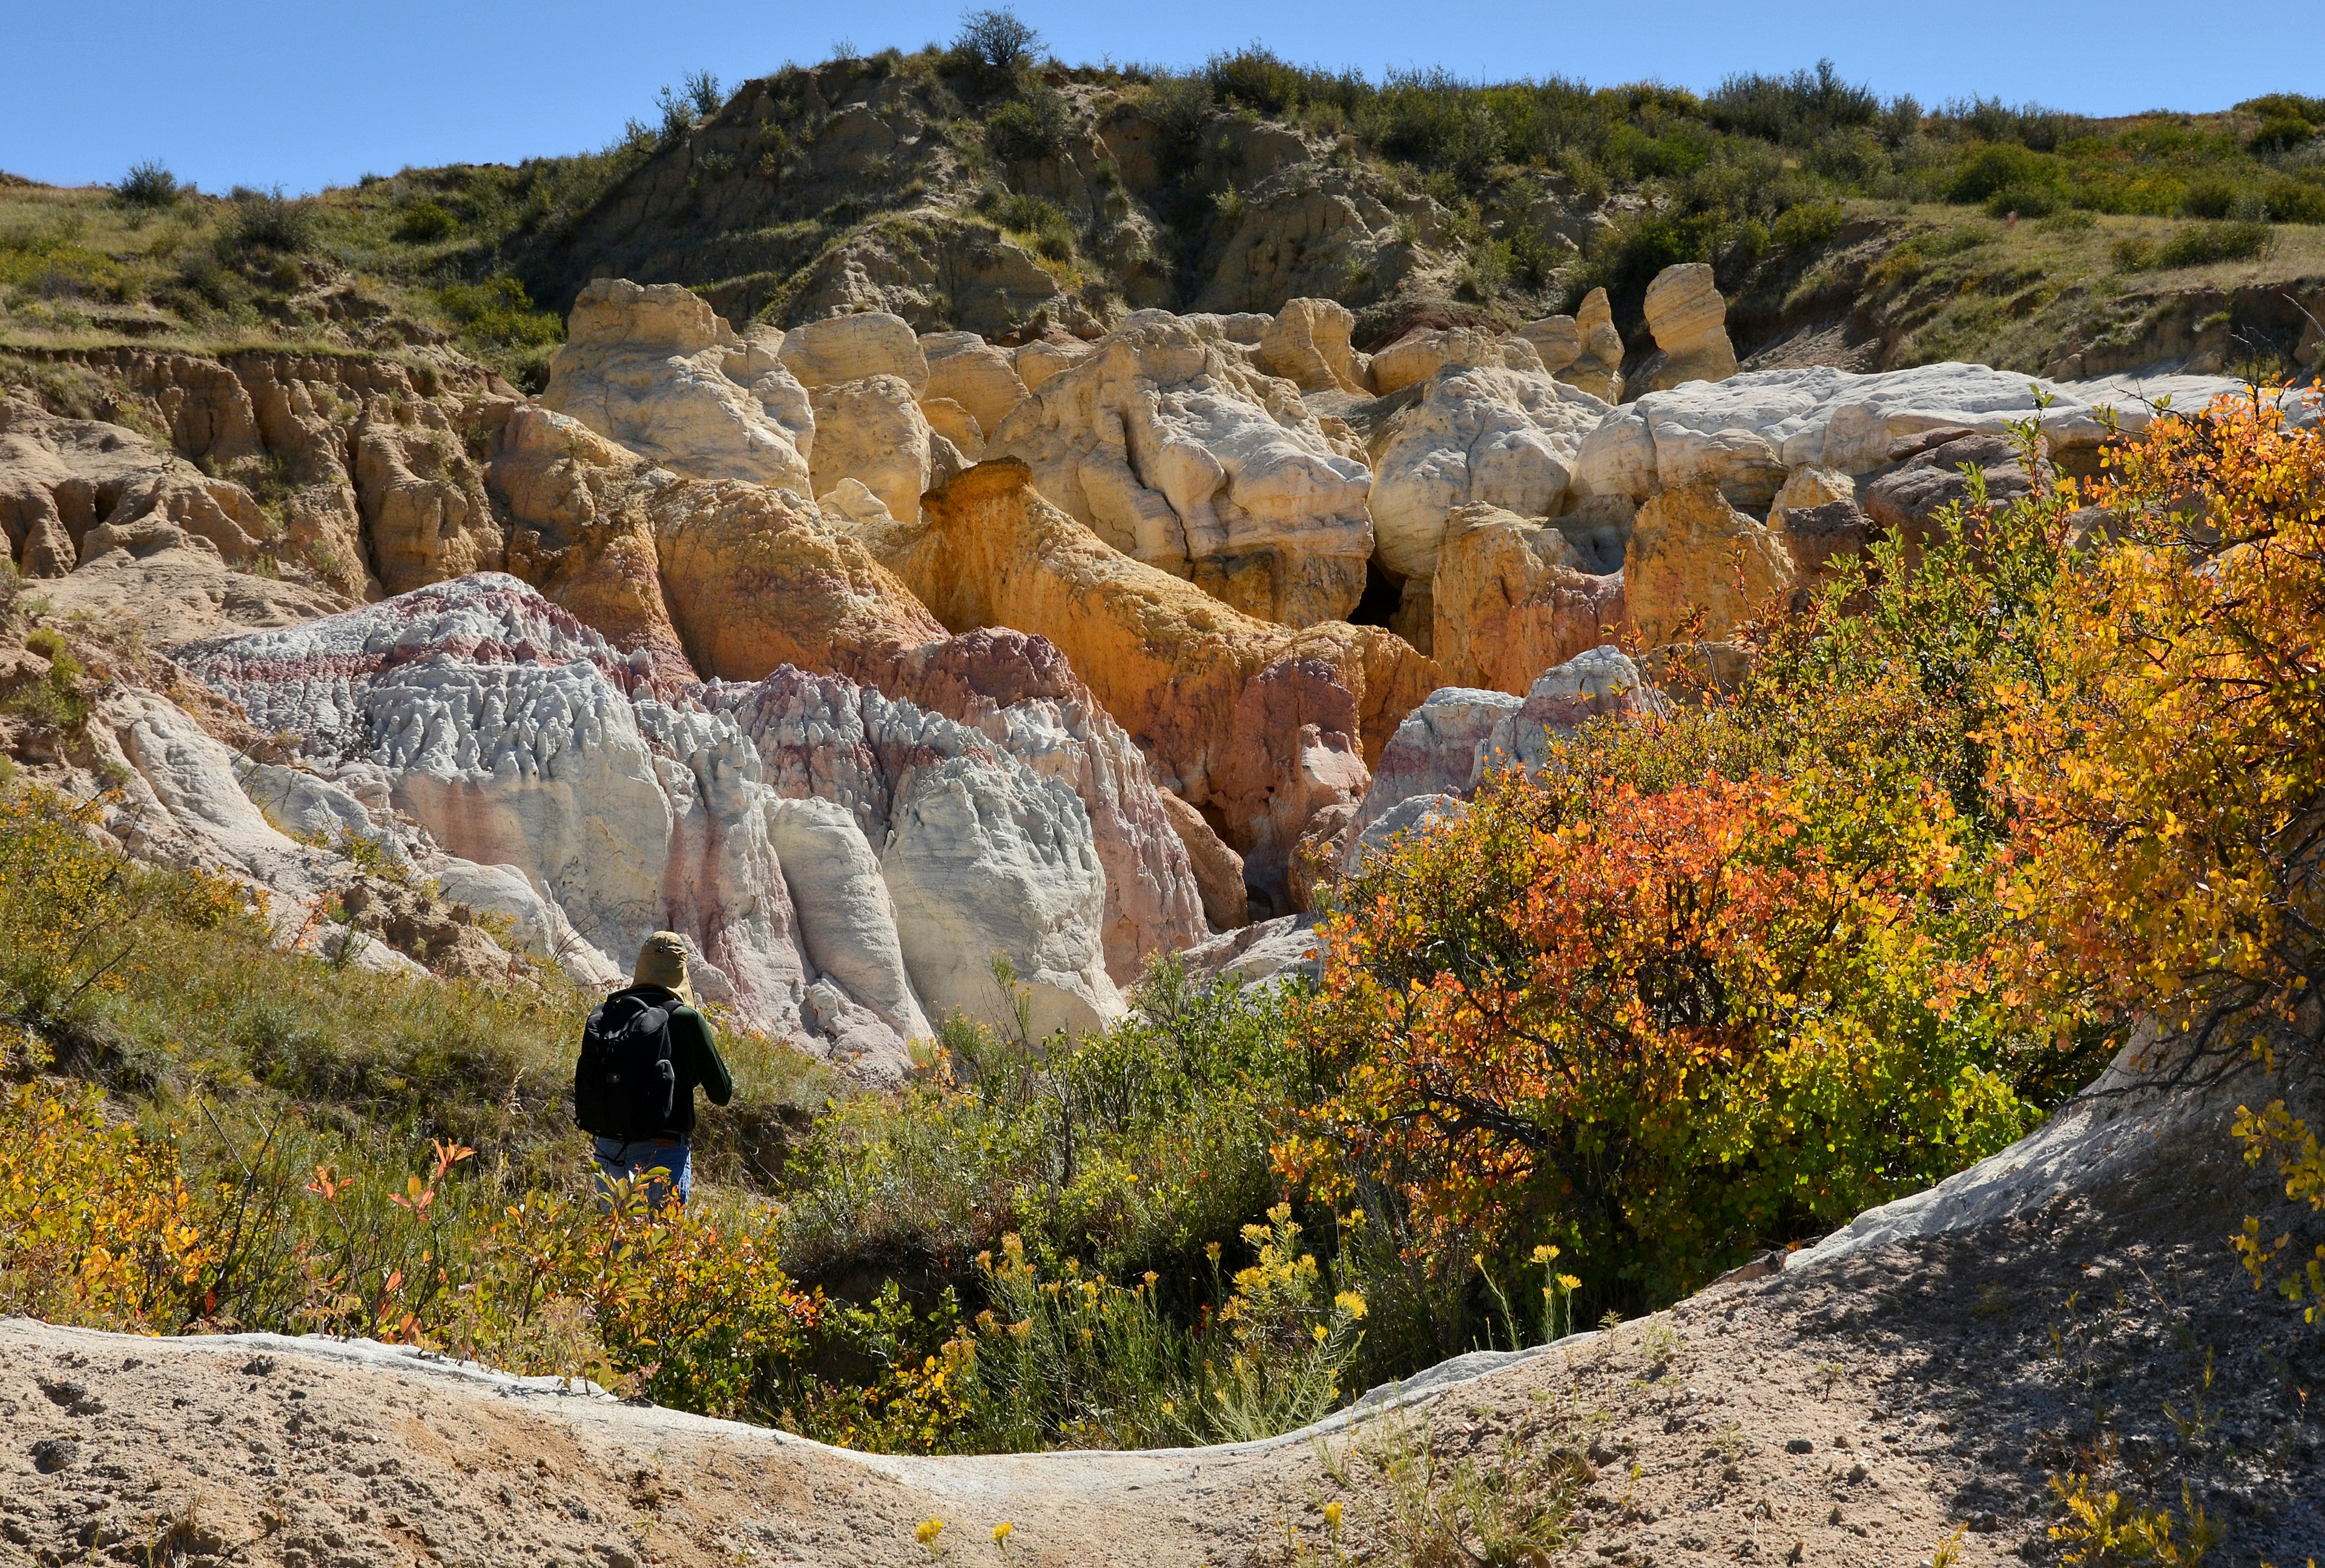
[6,0,2320,195]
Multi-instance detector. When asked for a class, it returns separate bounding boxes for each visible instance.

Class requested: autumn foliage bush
[1284,428,2108,1322]
[1994,386,2325,1320]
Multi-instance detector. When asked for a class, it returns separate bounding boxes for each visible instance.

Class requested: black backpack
[574,991,679,1138]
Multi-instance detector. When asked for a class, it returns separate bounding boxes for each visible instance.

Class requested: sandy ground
[5,1051,2323,1568]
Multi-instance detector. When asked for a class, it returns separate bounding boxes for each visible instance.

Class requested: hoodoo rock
[1766,464,1869,584]
[1566,364,2289,513]
[1367,328,1546,398]
[859,460,1440,914]
[492,412,1206,975]
[807,374,939,524]
[541,279,814,490]
[491,405,951,689]
[920,331,1029,436]
[1634,263,1740,395]
[1430,506,1625,693]
[1256,298,1368,395]
[1560,288,1626,404]
[1351,647,1658,839]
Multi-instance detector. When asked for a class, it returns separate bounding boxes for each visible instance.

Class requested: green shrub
[1946,142,2060,203]
[220,188,317,257]
[2264,179,2325,223]
[2238,93,2325,125]
[986,88,1072,164]
[1772,200,1844,249]
[2179,177,2243,219]
[981,190,1073,259]
[396,200,458,243]
[653,70,722,142]
[2111,234,2158,271]
[2250,116,2318,156]
[1704,59,1881,143]
[2156,220,2274,268]
[436,275,560,349]
[1985,180,2061,218]
[113,161,179,209]
[6,629,91,733]
[1376,70,1506,179]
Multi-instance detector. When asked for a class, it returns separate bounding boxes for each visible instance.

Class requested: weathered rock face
[1349,685,1520,843]
[778,312,929,396]
[0,395,354,644]
[7,346,516,604]
[1517,314,1583,375]
[1367,366,1609,590]
[1626,479,1798,646]
[354,398,506,594]
[1342,791,1466,877]
[780,214,1083,341]
[1567,364,2274,515]
[868,628,1212,981]
[492,406,699,684]
[542,279,814,490]
[1633,263,1739,396]
[1862,429,2047,544]
[1189,166,1405,315]
[178,575,1143,1061]
[492,404,946,688]
[492,415,1207,975]
[1368,328,1546,398]
[985,314,1374,627]
[1256,298,1367,395]
[921,331,1028,436]
[1,397,272,579]
[1014,338,1093,391]
[861,460,1440,915]
[1767,466,1868,584]
[1350,648,1658,841]
[1158,789,1248,932]
[808,375,935,524]
[1431,506,1626,693]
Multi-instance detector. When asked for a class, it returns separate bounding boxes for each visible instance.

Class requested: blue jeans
[592,1135,691,1212]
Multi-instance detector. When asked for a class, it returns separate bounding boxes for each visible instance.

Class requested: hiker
[573,931,732,1212]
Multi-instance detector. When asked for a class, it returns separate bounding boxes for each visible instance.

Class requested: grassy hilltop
[5,31,2324,389]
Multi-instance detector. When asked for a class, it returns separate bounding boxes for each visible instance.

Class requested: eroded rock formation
[178,575,1142,1061]
[984,314,1375,627]
[859,460,1439,914]
[542,278,814,490]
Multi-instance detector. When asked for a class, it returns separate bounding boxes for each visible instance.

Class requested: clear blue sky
[6,0,2320,196]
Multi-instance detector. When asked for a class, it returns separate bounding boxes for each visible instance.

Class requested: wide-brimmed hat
[633,931,693,1004]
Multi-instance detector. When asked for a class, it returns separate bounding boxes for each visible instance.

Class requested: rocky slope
[5,271,2309,1066]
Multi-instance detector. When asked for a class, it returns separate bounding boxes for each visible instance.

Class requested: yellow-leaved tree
[1997,385,2325,1317]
